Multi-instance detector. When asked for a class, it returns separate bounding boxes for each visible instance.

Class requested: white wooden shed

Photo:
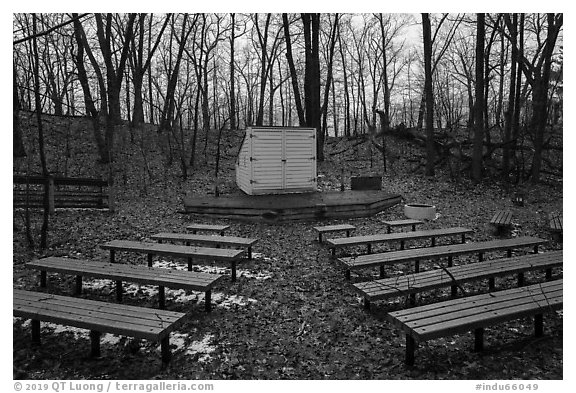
[236,127,317,195]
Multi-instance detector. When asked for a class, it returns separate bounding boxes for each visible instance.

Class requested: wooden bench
[338,236,547,280]
[382,219,423,234]
[326,227,473,257]
[13,289,186,366]
[27,257,225,312]
[13,175,108,211]
[151,233,258,259]
[549,213,562,241]
[354,250,562,309]
[186,224,230,236]
[386,279,563,366]
[313,224,356,243]
[490,210,513,235]
[101,240,246,281]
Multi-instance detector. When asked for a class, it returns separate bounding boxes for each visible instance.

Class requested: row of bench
[16,223,253,367]
[316,219,562,366]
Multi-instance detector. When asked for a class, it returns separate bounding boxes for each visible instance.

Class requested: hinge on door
[282,159,287,162]
[250,157,257,161]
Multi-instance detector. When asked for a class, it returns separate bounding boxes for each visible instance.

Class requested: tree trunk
[282,13,305,126]
[472,13,485,182]
[502,13,518,180]
[530,14,562,183]
[13,64,26,157]
[302,13,323,161]
[32,14,50,249]
[230,13,237,130]
[422,13,435,176]
[321,14,339,143]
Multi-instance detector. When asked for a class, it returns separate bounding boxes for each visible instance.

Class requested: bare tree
[472,13,485,181]
[422,13,435,176]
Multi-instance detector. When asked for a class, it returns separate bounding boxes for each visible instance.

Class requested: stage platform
[183,190,402,221]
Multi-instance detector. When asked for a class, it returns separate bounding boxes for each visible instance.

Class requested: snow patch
[170,332,217,363]
[78,278,258,309]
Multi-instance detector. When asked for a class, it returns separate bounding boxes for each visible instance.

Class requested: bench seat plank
[382,219,423,233]
[490,210,513,226]
[101,240,246,281]
[186,224,229,235]
[313,224,356,243]
[354,251,562,302]
[339,236,546,275]
[387,279,562,342]
[14,290,186,341]
[151,233,257,258]
[549,213,562,232]
[28,257,224,289]
[326,227,473,255]
[386,280,563,365]
[101,240,245,260]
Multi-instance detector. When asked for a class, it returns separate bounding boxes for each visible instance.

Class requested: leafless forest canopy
[13,13,563,182]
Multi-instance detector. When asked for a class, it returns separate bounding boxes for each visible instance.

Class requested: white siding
[235,127,317,195]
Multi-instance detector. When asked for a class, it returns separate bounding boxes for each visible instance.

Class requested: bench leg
[161,336,171,365]
[545,268,552,281]
[507,249,512,258]
[414,260,420,274]
[247,247,252,259]
[363,298,371,310]
[75,275,82,295]
[387,226,392,234]
[110,250,115,264]
[412,224,416,231]
[409,293,416,306]
[188,258,193,271]
[367,244,372,254]
[379,265,386,279]
[346,230,351,237]
[400,240,405,250]
[488,277,495,291]
[474,328,484,352]
[116,281,123,302]
[431,237,436,247]
[461,234,466,243]
[220,231,225,236]
[40,271,47,288]
[31,319,41,344]
[90,330,101,358]
[158,286,165,310]
[345,269,351,280]
[478,252,484,262]
[517,272,525,287]
[451,284,457,298]
[205,290,212,312]
[405,334,416,366]
[447,256,453,268]
[330,248,336,258]
[148,254,154,268]
[535,314,544,337]
[231,261,237,281]
[318,233,323,243]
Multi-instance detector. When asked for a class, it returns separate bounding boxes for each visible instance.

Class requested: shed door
[251,131,284,191]
[284,130,315,189]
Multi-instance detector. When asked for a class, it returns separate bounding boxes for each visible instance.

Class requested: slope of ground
[12,115,563,380]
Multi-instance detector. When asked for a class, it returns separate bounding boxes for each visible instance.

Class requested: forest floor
[12,114,563,380]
